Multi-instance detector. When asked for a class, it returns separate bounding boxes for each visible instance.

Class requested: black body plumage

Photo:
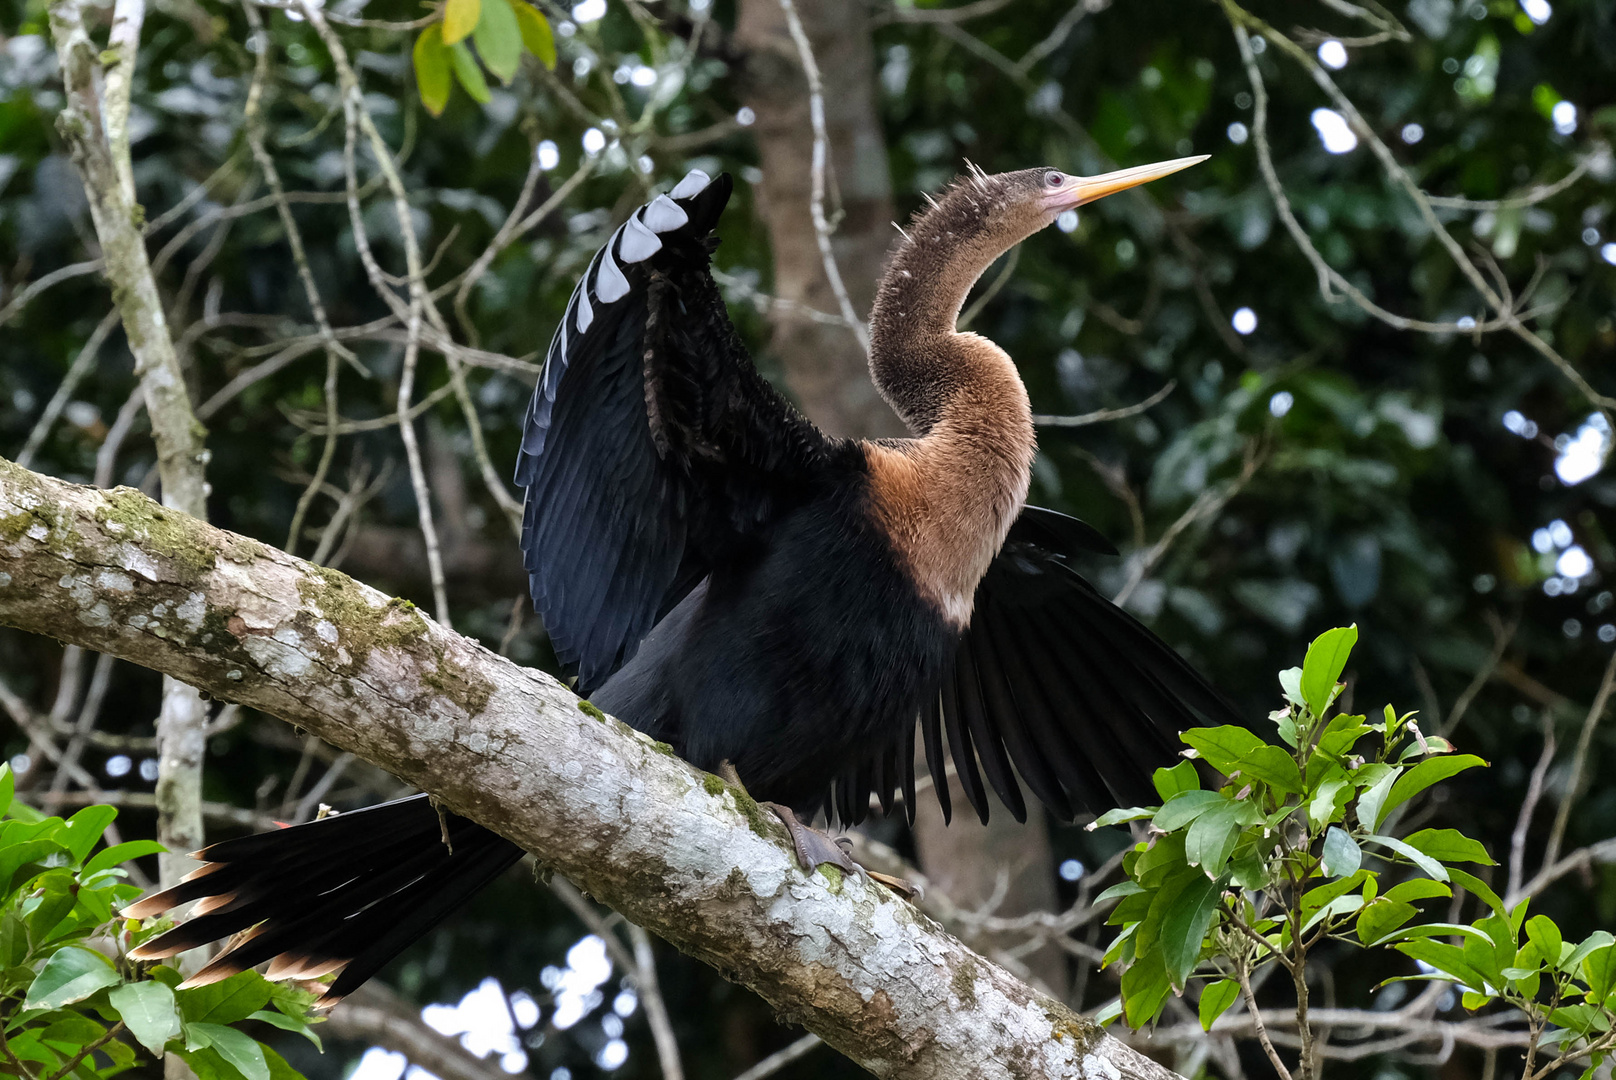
[127,169,1240,1002]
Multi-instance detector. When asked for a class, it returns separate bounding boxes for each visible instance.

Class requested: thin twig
[1237,962,1295,1080]
[1541,648,1616,874]
[731,1034,823,1080]
[1506,716,1555,906]
[1222,1,1614,415]
[776,0,870,353]
[0,260,104,331]
[1034,381,1176,429]
[956,245,1020,331]
[1441,612,1516,736]
[628,924,685,1080]
[1113,440,1262,607]
[307,0,451,622]
[241,0,354,558]
[1425,158,1592,211]
[16,309,120,468]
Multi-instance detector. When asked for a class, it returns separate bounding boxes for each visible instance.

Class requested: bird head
[966,156,1209,246]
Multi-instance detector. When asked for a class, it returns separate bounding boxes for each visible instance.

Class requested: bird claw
[764,802,856,874]
[762,803,921,903]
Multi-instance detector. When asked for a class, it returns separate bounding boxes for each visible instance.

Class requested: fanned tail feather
[125,795,523,1006]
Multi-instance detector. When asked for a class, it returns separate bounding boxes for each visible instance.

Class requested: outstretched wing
[515,171,840,694]
[831,505,1241,827]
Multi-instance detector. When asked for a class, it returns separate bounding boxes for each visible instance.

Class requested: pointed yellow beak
[1044,154,1209,210]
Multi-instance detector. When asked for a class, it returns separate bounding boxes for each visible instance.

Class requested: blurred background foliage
[0,0,1613,1077]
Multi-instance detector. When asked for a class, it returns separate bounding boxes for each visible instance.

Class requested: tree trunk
[735,0,903,440]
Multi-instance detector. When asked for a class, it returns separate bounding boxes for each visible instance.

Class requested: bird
[125,155,1235,1004]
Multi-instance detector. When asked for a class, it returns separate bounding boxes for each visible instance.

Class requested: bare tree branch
[0,454,1183,1080]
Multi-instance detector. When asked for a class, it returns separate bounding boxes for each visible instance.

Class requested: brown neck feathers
[866,169,1050,433]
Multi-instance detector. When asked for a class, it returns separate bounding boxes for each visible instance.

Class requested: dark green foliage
[0,767,321,1080]
[1102,628,1616,1077]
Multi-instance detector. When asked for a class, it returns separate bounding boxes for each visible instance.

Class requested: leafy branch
[1098,625,1616,1080]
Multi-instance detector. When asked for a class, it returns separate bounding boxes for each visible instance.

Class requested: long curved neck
[867,187,1018,434]
[858,181,1039,624]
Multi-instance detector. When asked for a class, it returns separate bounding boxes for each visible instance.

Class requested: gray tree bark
[0,455,1175,1080]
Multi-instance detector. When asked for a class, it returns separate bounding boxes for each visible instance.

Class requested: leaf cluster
[413,0,556,116]
[1098,627,1616,1078]
[0,768,322,1080]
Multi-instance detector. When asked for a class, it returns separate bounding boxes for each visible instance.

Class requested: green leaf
[178,971,272,1025]
[1161,873,1221,988]
[1278,667,1304,708]
[1583,945,1616,1001]
[0,764,13,818]
[1227,850,1267,890]
[511,1,555,67]
[109,981,181,1056]
[1120,948,1171,1028]
[0,837,68,905]
[1240,746,1305,795]
[1185,805,1241,872]
[1093,998,1123,1027]
[28,869,78,944]
[188,1024,270,1080]
[1181,727,1268,778]
[1394,939,1491,991]
[60,805,118,863]
[1383,879,1451,905]
[1089,807,1155,829]
[1402,828,1495,866]
[1095,880,1145,903]
[442,0,481,44]
[1321,826,1362,878]
[1525,915,1562,969]
[1357,898,1417,944]
[1153,760,1200,801]
[247,1010,321,1051]
[1154,790,1224,831]
[1308,778,1349,830]
[1560,931,1614,975]
[1301,869,1369,919]
[449,43,492,104]
[1447,867,1506,919]
[1361,834,1448,881]
[83,839,165,878]
[23,946,120,1009]
[1377,755,1486,828]
[1355,765,1402,832]
[473,0,521,84]
[1199,978,1239,1031]
[414,27,453,116]
[1301,625,1357,716]
[1316,714,1372,759]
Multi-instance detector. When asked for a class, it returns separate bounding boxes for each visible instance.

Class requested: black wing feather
[856,505,1238,825]
[921,693,951,825]
[515,171,841,693]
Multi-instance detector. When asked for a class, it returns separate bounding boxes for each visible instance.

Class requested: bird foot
[764,802,857,874]
[762,802,922,902]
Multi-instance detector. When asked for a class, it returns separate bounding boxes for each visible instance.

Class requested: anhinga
[128,155,1233,1004]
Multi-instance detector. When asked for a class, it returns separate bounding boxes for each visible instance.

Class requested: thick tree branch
[0,456,1180,1080]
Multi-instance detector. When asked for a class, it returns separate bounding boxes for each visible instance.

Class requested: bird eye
[1044,171,1064,188]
